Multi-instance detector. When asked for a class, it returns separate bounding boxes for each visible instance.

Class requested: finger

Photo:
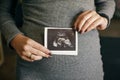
[86,17,102,32]
[22,51,43,61]
[74,10,90,30]
[21,55,34,62]
[80,14,100,33]
[30,54,43,61]
[77,11,97,32]
[22,51,32,58]
[28,39,51,54]
[74,10,96,32]
[29,46,50,58]
[21,41,50,58]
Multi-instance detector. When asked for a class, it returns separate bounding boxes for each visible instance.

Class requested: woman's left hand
[74,10,108,33]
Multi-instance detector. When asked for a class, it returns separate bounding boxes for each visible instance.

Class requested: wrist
[10,33,24,49]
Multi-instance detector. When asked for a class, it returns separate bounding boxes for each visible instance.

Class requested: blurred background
[0,0,120,80]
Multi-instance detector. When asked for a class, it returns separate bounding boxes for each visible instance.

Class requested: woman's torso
[18,1,103,80]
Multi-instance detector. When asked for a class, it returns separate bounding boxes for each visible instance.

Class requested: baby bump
[18,28,102,71]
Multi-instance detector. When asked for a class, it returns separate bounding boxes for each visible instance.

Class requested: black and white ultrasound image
[47,29,76,51]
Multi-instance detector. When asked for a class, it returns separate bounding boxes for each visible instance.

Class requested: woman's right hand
[10,34,51,62]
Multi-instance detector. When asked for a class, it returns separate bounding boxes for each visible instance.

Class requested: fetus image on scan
[47,29,76,51]
[53,32,73,48]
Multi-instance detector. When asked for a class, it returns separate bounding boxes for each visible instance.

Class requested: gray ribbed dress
[0,0,115,80]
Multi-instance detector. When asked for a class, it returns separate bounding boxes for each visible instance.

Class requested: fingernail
[49,54,52,58]
[80,30,84,34]
[74,27,76,30]
[31,60,34,62]
[46,55,52,58]
[46,53,52,58]
[49,55,52,57]
[47,52,52,56]
[85,29,87,32]
[79,30,82,33]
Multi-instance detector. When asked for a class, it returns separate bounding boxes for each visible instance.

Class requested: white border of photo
[44,27,78,55]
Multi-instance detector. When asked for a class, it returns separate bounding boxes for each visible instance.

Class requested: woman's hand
[74,10,108,33]
[11,34,51,62]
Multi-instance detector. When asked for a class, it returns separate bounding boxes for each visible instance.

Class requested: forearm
[95,0,115,26]
[0,0,23,46]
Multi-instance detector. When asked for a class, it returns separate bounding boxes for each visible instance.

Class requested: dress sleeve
[95,0,115,26]
[0,0,23,47]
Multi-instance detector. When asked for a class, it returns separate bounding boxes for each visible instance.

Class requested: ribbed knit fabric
[16,29,103,80]
[0,0,115,80]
